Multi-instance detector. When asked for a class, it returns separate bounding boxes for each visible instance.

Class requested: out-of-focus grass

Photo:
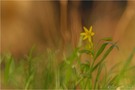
[1,40,135,89]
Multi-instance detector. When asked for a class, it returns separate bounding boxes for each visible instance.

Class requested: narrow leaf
[79,49,94,56]
[92,43,117,72]
[94,43,108,60]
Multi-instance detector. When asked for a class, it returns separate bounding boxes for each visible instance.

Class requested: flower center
[86,32,91,36]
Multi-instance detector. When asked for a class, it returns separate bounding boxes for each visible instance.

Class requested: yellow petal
[80,33,86,36]
[89,26,92,33]
[91,32,95,36]
[83,36,88,40]
[83,26,89,33]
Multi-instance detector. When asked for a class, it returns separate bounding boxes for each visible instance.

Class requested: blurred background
[1,1,135,62]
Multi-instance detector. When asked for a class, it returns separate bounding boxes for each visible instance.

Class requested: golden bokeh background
[1,1,135,64]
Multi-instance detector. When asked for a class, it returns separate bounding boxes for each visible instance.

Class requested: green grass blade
[25,71,34,90]
[24,46,36,89]
[94,42,109,60]
[101,62,121,88]
[94,63,104,89]
[106,74,118,88]
[67,48,79,64]
[92,43,117,72]
[115,48,135,84]
[4,55,15,84]
[55,66,60,89]
[79,49,94,56]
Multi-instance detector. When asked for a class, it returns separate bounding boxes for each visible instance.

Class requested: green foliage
[4,54,15,84]
[1,38,135,89]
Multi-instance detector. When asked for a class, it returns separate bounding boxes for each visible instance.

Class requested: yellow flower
[80,26,95,43]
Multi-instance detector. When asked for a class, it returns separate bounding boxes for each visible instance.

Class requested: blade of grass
[94,63,104,89]
[94,43,108,60]
[25,46,36,89]
[115,48,135,85]
[67,48,79,64]
[101,62,121,88]
[79,49,94,56]
[55,64,60,89]
[4,55,14,84]
[24,71,34,90]
[92,43,117,72]
[105,74,118,88]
